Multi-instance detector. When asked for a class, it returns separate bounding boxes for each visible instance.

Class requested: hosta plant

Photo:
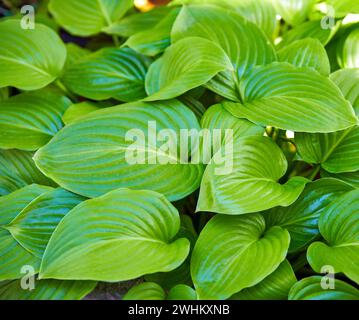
[0,0,358,301]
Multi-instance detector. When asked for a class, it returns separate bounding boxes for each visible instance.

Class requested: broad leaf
[6,188,84,258]
[34,100,204,201]
[124,8,180,56]
[0,279,96,300]
[104,6,173,37]
[307,189,359,284]
[330,68,359,115]
[327,0,359,17]
[265,178,354,252]
[321,170,359,188]
[123,282,166,300]
[296,126,359,173]
[39,188,190,281]
[272,0,316,26]
[191,214,290,299]
[168,284,197,300]
[342,29,359,68]
[0,90,71,151]
[0,20,66,90]
[289,276,359,300]
[63,47,152,102]
[277,19,340,49]
[278,38,330,76]
[48,0,133,36]
[0,185,53,280]
[223,63,358,133]
[171,5,276,101]
[62,102,102,125]
[171,0,278,39]
[0,150,55,196]
[144,37,233,101]
[197,136,308,215]
[231,260,296,300]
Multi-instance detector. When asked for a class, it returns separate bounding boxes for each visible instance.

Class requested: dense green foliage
[0,0,358,300]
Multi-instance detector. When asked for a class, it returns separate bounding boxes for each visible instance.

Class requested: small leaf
[191,213,290,299]
[0,20,66,90]
[307,189,359,284]
[272,0,316,26]
[34,100,204,201]
[63,47,152,102]
[39,188,190,281]
[277,19,340,49]
[342,29,359,68]
[278,38,330,76]
[144,37,233,101]
[231,260,296,300]
[0,185,53,280]
[48,0,133,36]
[330,68,359,115]
[197,136,308,215]
[123,282,166,300]
[289,276,359,300]
[0,149,56,196]
[62,102,102,125]
[171,5,276,101]
[124,8,180,56]
[0,90,71,151]
[6,188,85,258]
[223,62,358,133]
[168,284,197,300]
[265,178,354,252]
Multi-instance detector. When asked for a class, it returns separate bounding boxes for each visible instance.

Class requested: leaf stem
[112,35,120,47]
[55,79,77,102]
[308,165,321,181]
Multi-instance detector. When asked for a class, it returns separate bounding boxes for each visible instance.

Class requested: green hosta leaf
[307,189,359,284]
[272,0,316,26]
[342,29,359,68]
[48,0,133,36]
[321,170,359,188]
[168,284,197,300]
[5,188,84,258]
[171,5,276,101]
[296,126,359,173]
[231,260,296,300]
[278,38,330,76]
[197,136,308,215]
[34,100,204,201]
[104,6,173,37]
[0,87,9,101]
[123,282,166,300]
[0,279,97,300]
[0,90,71,151]
[330,68,359,115]
[40,188,190,281]
[289,276,359,300]
[0,150,55,196]
[63,47,152,102]
[62,102,102,125]
[191,214,290,300]
[277,19,340,49]
[265,178,354,252]
[0,20,66,90]
[124,7,180,56]
[223,62,358,133]
[144,37,233,101]
[0,185,53,280]
[65,43,91,69]
[328,0,359,18]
